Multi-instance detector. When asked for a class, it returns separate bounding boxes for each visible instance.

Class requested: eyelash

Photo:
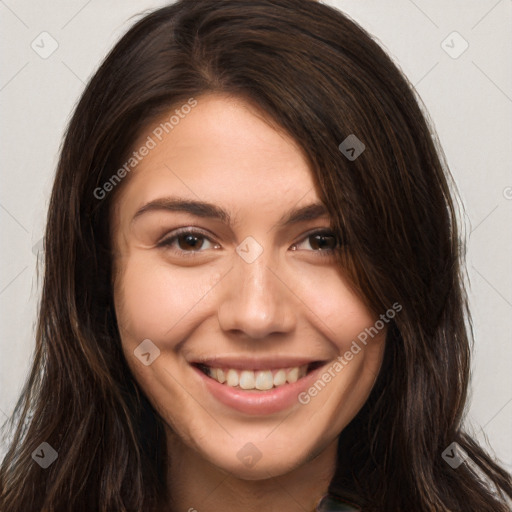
[156,227,340,258]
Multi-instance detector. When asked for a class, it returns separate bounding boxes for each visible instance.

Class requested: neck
[164,429,338,512]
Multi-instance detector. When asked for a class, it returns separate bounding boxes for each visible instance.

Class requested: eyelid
[157,226,214,243]
[292,228,340,255]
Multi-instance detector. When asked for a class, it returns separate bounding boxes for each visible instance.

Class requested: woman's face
[111,93,386,479]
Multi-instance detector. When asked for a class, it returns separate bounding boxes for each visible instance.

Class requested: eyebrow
[131,196,330,229]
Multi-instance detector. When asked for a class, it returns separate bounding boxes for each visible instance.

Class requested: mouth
[191,358,329,415]
[192,361,326,391]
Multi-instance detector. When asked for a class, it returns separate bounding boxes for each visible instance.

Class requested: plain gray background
[1,0,511,471]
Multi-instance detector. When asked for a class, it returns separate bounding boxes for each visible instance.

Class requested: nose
[216,248,297,340]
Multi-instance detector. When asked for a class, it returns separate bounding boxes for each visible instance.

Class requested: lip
[191,360,329,415]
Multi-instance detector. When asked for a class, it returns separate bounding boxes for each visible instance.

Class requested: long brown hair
[1,1,511,510]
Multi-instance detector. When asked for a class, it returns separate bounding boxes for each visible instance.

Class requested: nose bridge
[217,241,296,339]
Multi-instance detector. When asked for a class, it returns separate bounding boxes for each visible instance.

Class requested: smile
[195,362,325,390]
[191,359,328,415]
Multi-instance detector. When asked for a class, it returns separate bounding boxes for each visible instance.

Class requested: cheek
[293,265,379,347]
[113,252,222,349]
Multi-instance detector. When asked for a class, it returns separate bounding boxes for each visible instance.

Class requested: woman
[1,0,511,510]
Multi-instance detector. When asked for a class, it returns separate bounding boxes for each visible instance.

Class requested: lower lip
[192,364,326,415]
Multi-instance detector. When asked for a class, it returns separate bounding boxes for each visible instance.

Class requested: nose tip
[216,253,297,340]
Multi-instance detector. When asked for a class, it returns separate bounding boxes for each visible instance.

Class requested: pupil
[311,234,336,250]
[179,234,202,250]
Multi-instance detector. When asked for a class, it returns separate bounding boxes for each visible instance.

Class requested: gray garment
[316,494,360,511]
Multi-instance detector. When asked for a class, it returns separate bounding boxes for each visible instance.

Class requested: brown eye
[158,228,219,255]
[290,230,341,255]
[308,233,338,251]
[176,233,205,251]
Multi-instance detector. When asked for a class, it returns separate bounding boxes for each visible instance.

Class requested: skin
[111,93,387,512]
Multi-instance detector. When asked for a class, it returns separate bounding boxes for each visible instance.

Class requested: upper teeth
[206,365,308,390]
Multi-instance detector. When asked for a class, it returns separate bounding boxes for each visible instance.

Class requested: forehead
[113,93,320,216]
